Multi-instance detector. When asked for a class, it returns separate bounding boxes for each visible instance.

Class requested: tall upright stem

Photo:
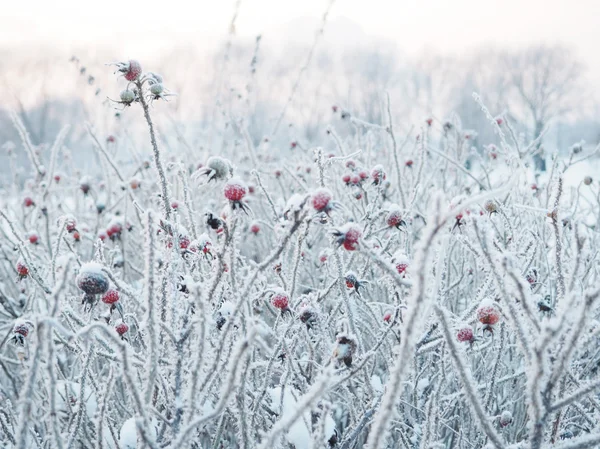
[137,81,171,220]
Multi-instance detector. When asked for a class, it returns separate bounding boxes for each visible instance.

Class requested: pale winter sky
[2,0,600,78]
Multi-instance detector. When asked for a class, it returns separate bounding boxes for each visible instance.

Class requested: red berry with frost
[115,322,129,336]
[394,253,409,275]
[54,174,61,182]
[426,118,433,126]
[351,175,360,185]
[345,159,356,169]
[171,201,180,210]
[73,231,81,242]
[290,142,297,149]
[98,232,107,242]
[17,260,29,278]
[342,173,351,184]
[65,218,77,232]
[386,206,404,228]
[14,323,29,337]
[123,60,142,81]
[456,326,474,342]
[333,224,362,251]
[106,135,116,143]
[371,165,386,185]
[76,262,110,295]
[312,188,333,212]
[499,411,512,427]
[28,233,39,245]
[383,311,392,323]
[23,197,34,207]
[495,117,503,126]
[405,159,413,167]
[250,222,260,234]
[224,178,247,202]
[477,303,500,325]
[358,170,369,180]
[102,289,120,305]
[271,290,289,310]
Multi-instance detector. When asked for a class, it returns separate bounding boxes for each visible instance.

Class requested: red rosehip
[250,222,260,234]
[106,135,116,143]
[342,174,351,184]
[124,60,142,81]
[405,159,413,167]
[290,142,297,149]
[54,174,61,183]
[271,290,289,310]
[456,326,474,342]
[477,304,500,325]
[28,233,39,244]
[171,201,180,210]
[16,261,29,278]
[14,323,29,337]
[426,118,433,127]
[334,224,362,251]
[383,311,392,323]
[73,231,81,242]
[102,289,120,305]
[311,188,333,212]
[224,178,247,202]
[345,160,356,169]
[115,322,129,335]
[386,207,404,228]
[98,232,107,242]
[179,236,190,250]
[23,197,34,207]
[358,170,369,180]
[371,165,386,185]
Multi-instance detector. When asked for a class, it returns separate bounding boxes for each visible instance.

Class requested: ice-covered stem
[15,321,44,449]
[42,125,70,199]
[289,219,311,299]
[257,365,334,449]
[485,323,506,412]
[10,110,45,177]
[386,93,407,209]
[366,195,447,449]
[144,210,158,405]
[173,329,256,448]
[136,80,172,220]
[549,176,565,305]
[252,169,279,222]
[95,369,115,449]
[435,305,505,448]
[76,323,159,449]
[314,147,326,187]
[66,345,94,449]
[177,169,198,239]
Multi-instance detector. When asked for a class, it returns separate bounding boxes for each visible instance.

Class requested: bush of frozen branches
[1,58,600,449]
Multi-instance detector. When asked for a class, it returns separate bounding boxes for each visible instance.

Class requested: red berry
[426,118,433,126]
[179,236,190,250]
[274,169,282,178]
[250,223,260,234]
[98,232,107,242]
[66,218,77,232]
[124,60,142,81]
[224,178,247,202]
[28,233,39,244]
[14,323,29,337]
[405,159,413,167]
[23,197,34,207]
[335,224,362,251]
[115,322,129,335]
[271,291,289,310]
[290,142,297,148]
[495,117,503,126]
[345,160,356,169]
[351,175,361,185]
[456,327,474,342]
[371,165,386,185]
[332,105,338,113]
[102,289,120,305]
[171,201,180,210]
[345,279,355,289]
[342,174,351,184]
[73,231,81,242]
[17,261,29,278]
[358,171,369,180]
[386,207,403,228]
[106,135,116,143]
[477,304,500,325]
[54,174,61,182]
[311,188,333,212]
[383,312,392,323]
